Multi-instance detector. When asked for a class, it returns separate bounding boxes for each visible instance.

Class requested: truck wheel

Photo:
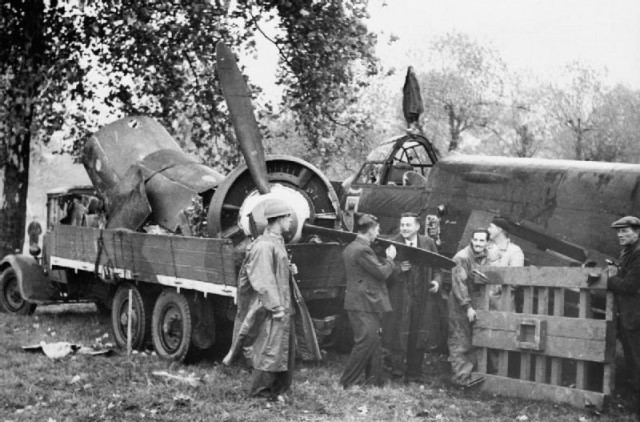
[111,284,153,350]
[152,290,193,362]
[0,267,37,315]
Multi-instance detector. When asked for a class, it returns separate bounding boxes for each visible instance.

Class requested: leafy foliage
[0,0,382,257]
[243,0,380,170]
[0,0,87,256]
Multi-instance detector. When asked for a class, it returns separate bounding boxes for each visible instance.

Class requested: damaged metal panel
[83,116,225,231]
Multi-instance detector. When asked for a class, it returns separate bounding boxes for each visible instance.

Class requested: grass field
[1,304,638,422]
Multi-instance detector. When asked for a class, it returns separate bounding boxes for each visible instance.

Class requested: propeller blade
[216,42,270,194]
[302,223,455,270]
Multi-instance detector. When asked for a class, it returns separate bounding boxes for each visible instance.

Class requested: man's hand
[428,280,440,293]
[272,307,286,320]
[467,307,477,324]
[386,245,397,260]
[290,263,298,276]
[400,261,411,272]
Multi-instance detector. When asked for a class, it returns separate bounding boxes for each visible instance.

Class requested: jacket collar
[356,234,371,245]
[394,233,421,246]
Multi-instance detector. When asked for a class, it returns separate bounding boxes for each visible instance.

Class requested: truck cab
[46,186,104,229]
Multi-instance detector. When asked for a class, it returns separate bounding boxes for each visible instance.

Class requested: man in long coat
[607,216,640,401]
[223,199,321,401]
[341,213,396,388]
[382,212,444,382]
[448,228,489,386]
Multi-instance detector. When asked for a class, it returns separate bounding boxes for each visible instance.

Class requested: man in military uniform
[383,212,444,383]
[607,216,640,397]
[341,213,396,389]
[223,199,321,402]
[448,228,489,387]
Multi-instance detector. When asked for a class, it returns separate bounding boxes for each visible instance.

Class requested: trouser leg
[388,349,405,377]
[405,309,425,379]
[250,370,277,398]
[448,314,474,385]
[365,318,384,386]
[619,324,640,390]
[341,311,383,388]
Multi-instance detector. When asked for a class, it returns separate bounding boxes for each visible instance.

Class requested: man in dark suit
[607,216,640,402]
[340,213,397,389]
[382,212,444,382]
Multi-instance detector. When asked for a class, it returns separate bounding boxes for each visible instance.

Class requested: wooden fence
[471,266,616,409]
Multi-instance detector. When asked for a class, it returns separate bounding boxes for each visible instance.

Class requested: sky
[247,0,640,94]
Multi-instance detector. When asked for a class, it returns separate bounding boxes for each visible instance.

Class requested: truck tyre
[111,284,153,350]
[152,290,193,362]
[0,267,37,315]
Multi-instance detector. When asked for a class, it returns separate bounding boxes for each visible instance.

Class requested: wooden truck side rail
[45,224,238,298]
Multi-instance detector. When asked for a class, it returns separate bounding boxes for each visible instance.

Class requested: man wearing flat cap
[607,215,640,395]
[341,213,397,388]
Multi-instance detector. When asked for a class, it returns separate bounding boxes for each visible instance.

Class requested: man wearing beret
[607,216,640,396]
[341,213,397,388]
[486,217,524,374]
[486,217,524,311]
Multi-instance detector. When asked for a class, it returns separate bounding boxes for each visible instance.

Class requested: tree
[248,0,379,171]
[0,0,84,257]
[418,32,507,152]
[484,73,556,158]
[546,62,606,160]
[0,0,381,258]
[583,85,640,162]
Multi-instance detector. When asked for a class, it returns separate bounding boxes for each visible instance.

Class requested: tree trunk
[0,0,45,258]
[0,132,31,257]
[446,105,460,152]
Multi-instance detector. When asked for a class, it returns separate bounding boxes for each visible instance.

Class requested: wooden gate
[471,267,616,409]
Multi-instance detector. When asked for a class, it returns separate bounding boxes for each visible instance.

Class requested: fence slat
[521,286,534,381]
[535,288,549,383]
[550,288,565,385]
[576,290,592,390]
[472,373,606,409]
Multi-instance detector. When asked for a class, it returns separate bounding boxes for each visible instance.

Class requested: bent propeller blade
[216,42,270,194]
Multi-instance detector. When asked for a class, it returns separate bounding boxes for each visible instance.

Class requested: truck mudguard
[0,254,54,302]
